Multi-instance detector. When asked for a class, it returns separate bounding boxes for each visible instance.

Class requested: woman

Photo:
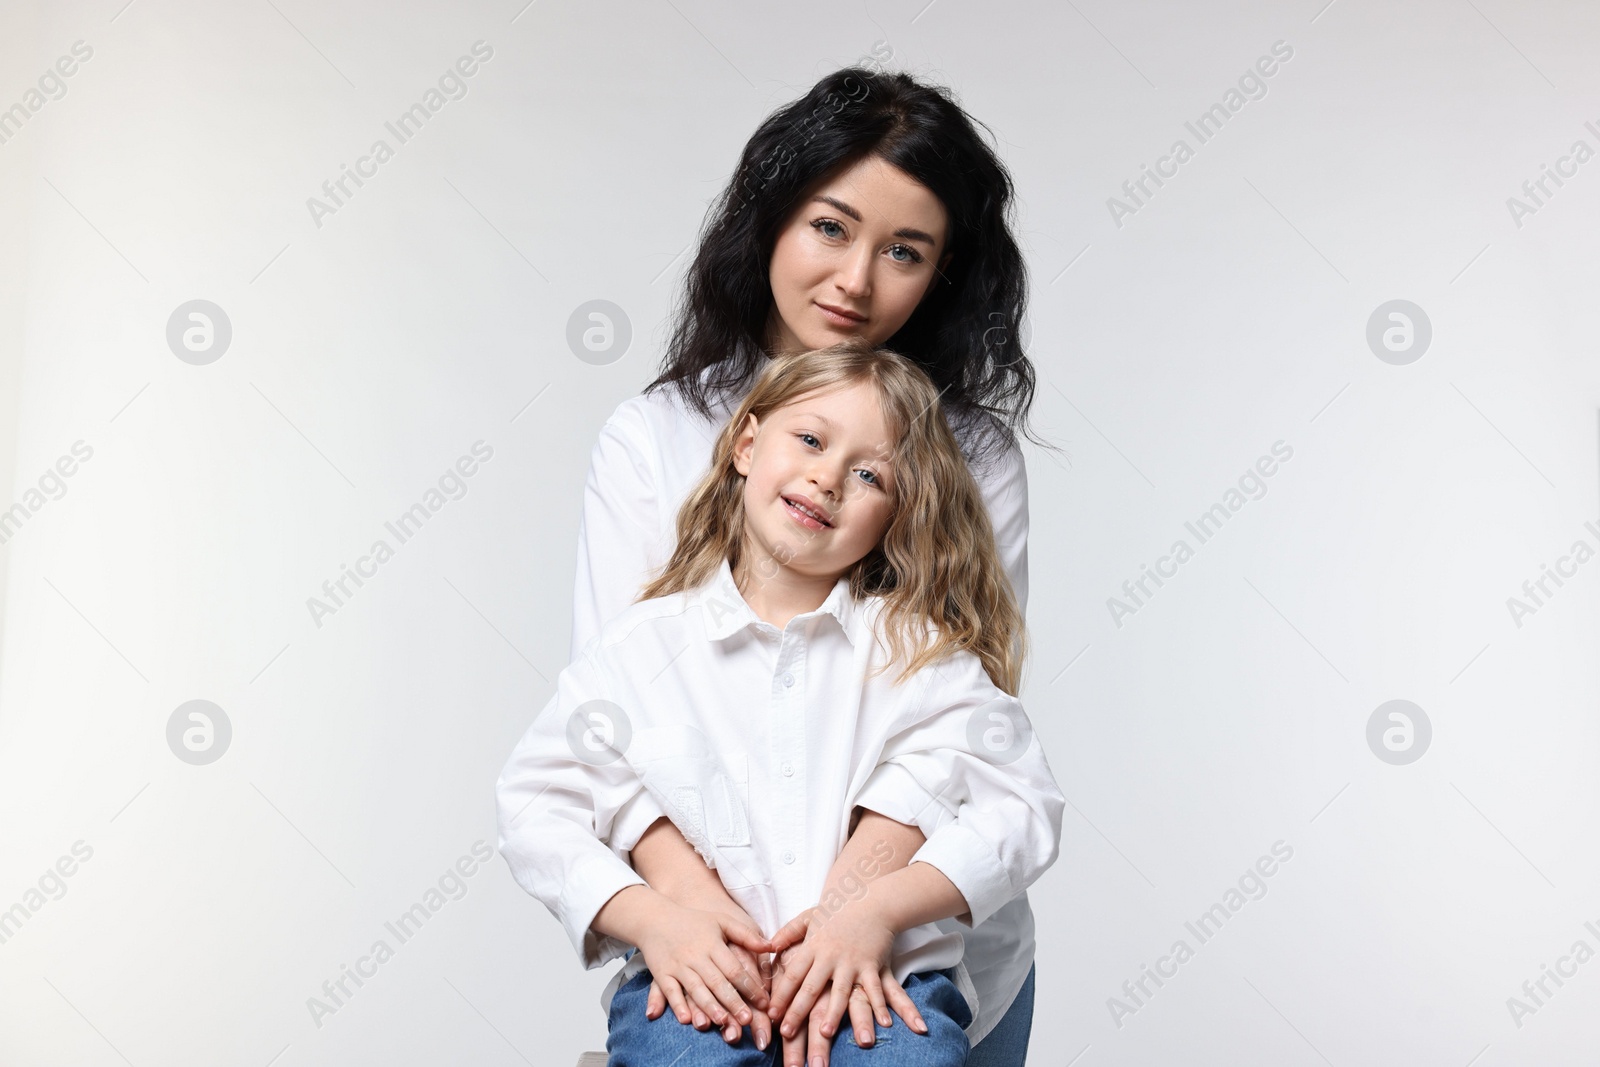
[570,66,1045,1067]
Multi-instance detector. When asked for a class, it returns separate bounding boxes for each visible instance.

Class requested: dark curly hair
[647,66,1039,471]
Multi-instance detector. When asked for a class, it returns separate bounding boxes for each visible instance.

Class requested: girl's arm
[629,815,778,1045]
[797,810,933,1049]
[494,653,775,1036]
[571,401,782,1039]
[765,657,1065,1045]
[764,823,969,1047]
[630,804,929,1054]
[630,814,735,907]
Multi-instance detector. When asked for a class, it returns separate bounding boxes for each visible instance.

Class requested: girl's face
[731,380,897,586]
[766,155,951,353]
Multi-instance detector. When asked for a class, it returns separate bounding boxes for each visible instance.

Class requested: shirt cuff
[853,762,953,833]
[608,789,669,857]
[560,849,651,969]
[911,822,1017,929]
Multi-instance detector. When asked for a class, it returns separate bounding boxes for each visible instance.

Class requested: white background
[1,1,1597,1064]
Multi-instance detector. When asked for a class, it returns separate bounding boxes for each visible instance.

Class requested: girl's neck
[731,557,844,630]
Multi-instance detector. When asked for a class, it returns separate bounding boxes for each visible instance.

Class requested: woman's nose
[835,248,872,298]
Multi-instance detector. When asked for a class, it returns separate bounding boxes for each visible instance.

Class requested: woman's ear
[731,414,760,476]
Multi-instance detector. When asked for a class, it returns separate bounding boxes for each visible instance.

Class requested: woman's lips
[816,302,866,328]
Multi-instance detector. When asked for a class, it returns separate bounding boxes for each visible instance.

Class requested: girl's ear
[731,414,760,476]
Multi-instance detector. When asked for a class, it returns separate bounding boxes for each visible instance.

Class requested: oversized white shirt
[497,556,1063,1035]
[563,379,1044,1045]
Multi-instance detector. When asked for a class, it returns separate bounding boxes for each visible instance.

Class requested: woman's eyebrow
[811,195,938,247]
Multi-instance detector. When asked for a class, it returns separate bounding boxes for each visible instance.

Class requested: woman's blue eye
[813,219,845,239]
[888,244,924,264]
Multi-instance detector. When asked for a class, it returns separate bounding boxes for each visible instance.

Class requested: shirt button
[782,850,795,864]
[781,761,794,777]
[782,673,794,687]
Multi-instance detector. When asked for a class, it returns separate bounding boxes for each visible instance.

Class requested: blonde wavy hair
[638,340,1026,694]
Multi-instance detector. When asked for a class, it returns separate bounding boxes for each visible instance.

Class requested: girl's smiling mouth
[782,494,833,530]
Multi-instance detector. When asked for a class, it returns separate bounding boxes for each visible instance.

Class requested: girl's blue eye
[856,468,879,486]
[813,219,845,239]
[888,244,924,264]
[799,433,820,448]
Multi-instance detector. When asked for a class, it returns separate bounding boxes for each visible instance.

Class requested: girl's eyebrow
[810,195,938,247]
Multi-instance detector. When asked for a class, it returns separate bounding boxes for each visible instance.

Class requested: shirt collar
[693,557,865,647]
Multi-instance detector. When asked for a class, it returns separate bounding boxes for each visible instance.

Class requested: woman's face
[766,155,951,353]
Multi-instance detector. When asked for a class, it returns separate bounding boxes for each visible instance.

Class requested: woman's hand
[766,900,928,1051]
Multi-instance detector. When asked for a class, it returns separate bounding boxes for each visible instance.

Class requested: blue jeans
[606,965,972,1066]
[964,963,1035,1067]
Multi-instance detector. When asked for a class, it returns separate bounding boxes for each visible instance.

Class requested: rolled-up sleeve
[495,651,651,968]
[852,654,1064,929]
[607,789,670,856]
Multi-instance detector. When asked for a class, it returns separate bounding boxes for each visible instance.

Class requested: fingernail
[914,1018,928,1034]
[756,1032,768,1051]
[811,1057,824,1067]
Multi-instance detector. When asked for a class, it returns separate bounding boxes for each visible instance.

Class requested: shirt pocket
[629,726,753,857]
[716,754,752,848]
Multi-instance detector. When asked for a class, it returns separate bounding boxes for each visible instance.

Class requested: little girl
[497,342,1063,1065]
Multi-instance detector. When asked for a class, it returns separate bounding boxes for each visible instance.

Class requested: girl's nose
[809,464,844,498]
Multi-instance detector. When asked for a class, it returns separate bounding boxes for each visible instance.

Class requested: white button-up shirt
[496,556,1064,1033]
[558,380,1046,1045]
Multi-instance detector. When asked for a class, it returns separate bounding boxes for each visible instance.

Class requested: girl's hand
[766,902,929,1048]
[628,817,776,1045]
[646,940,776,1049]
[631,902,774,1037]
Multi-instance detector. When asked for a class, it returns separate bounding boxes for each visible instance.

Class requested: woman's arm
[977,437,1029,615]
[571,398,663,663]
